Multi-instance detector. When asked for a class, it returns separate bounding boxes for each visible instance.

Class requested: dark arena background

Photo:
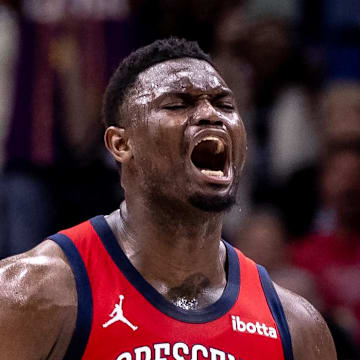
[0,0,359,357]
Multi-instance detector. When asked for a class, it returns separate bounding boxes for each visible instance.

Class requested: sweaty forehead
[130,58,228,102]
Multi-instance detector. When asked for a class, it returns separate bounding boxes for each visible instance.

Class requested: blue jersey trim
[49,233,93,360]
[257,265,294,360]
[90,215,240,323]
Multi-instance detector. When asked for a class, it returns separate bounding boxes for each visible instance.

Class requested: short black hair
[102,37,214,128]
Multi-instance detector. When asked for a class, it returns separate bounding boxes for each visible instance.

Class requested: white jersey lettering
[231,315,278,339]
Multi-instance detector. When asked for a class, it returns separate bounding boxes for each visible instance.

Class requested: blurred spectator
[292,140,360,347]
[320,81,360,144]
[0,1,19,168]
[232,208,289,272]
[0,0,21,256]
[0,0,143,257]
[213,3,252,115]
[279,80,360,237]
[234,207,360,358]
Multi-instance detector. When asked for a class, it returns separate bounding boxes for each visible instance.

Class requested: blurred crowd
[0,0,359,357]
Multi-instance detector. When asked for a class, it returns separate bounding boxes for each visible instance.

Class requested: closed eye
[162,103,188,110]
[213,93,236,111]
[216,102,235,111]
[159,93,193,111]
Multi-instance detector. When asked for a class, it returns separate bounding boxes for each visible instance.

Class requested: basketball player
[0,38,336,359]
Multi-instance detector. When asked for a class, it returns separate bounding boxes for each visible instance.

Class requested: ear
[104,126,132,164]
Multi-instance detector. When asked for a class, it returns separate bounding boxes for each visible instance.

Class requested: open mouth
[190,136,228,179]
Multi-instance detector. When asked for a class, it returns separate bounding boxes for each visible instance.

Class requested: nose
[191,99,224,127]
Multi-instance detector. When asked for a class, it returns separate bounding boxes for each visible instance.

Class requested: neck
[107,198,227,308]
[123,196,224,274]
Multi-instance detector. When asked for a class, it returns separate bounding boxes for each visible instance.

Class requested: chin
[188,192,236,213]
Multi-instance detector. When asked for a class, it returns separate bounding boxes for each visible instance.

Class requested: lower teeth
[201,169,224,177]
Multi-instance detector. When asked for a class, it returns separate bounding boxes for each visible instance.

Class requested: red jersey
[49,216,293,360]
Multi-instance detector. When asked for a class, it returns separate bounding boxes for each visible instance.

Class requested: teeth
[197,136,225,154]
[201,169,224,177]
[215,140,224,154]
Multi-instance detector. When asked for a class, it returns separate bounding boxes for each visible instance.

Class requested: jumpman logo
[102,295,138,331]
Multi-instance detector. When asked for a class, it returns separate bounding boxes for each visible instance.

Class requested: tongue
[201,169,224,177]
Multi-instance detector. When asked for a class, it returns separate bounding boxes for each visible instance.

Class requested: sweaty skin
[0,58,336,359]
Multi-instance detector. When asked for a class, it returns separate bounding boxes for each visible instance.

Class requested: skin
[0,58,336,359]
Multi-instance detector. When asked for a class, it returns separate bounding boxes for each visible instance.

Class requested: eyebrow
[212,90,235,100]
[153,89,234,103]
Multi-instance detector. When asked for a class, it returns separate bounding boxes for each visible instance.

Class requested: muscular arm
[0,240,77,360]
[275,284,337,360]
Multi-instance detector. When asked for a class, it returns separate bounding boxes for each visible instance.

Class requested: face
[120,58,247,213]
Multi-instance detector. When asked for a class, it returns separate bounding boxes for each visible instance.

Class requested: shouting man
[0,38,336,359]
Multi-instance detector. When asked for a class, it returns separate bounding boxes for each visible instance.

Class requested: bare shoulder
[0,240,77,360]
[275,283,337,360]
